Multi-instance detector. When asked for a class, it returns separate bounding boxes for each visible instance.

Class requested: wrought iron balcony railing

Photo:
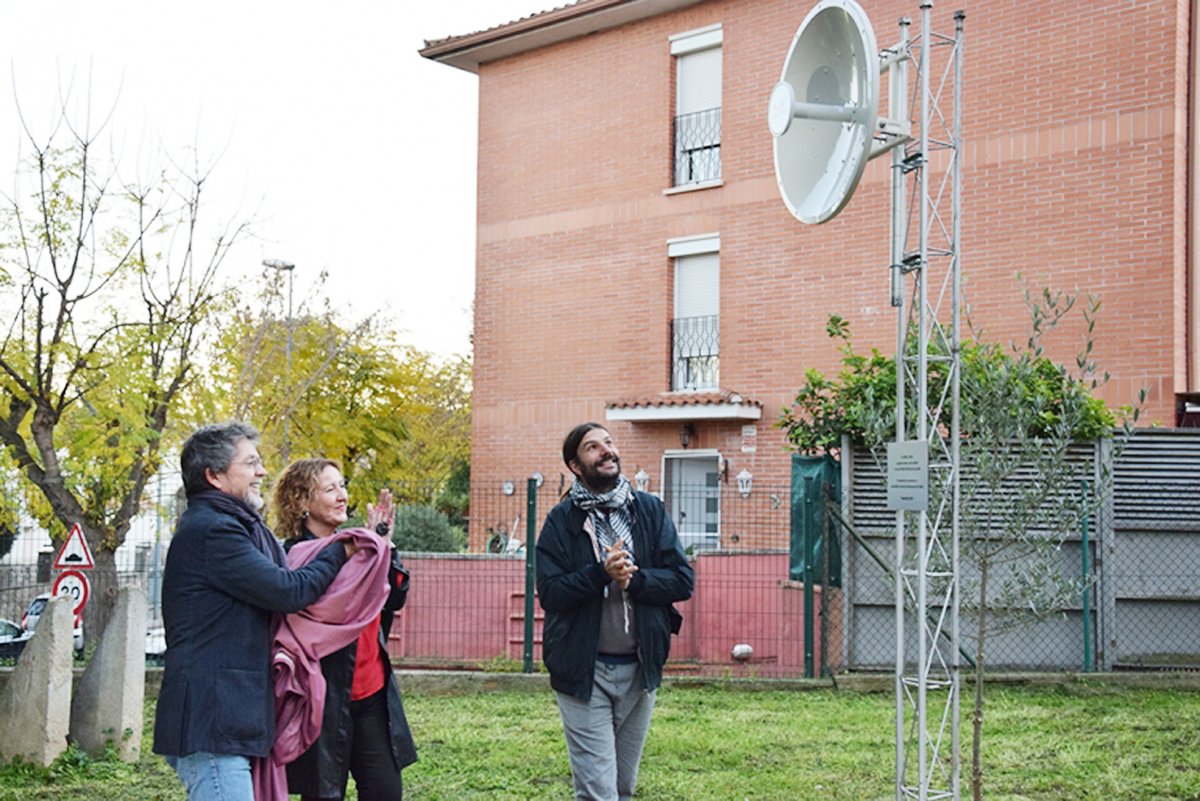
[673,106,721,186]
[671,314,719,390]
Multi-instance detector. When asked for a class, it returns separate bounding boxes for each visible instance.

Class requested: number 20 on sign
[52,569,90,617]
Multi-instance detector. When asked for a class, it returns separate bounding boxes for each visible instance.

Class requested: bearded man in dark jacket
[536,422,694,801]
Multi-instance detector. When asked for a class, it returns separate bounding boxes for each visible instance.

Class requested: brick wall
[468,0,1185,540]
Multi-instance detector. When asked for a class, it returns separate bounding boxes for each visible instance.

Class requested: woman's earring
[302,510,308,519]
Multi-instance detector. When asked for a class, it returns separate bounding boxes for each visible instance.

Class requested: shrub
[778,308,1119,455]
[392,504,466,552]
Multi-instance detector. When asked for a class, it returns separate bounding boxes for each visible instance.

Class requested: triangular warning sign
[53,523,95,570]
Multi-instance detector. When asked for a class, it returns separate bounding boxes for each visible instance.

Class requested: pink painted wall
[388,551,841,677]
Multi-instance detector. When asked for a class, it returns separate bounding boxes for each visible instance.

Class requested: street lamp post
[262,258,295,463]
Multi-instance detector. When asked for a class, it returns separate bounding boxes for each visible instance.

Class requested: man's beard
[579,455,621,492]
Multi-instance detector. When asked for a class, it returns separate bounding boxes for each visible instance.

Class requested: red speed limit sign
[52,569,90,617]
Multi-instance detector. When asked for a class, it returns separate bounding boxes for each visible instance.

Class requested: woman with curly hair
[272,458,417,801]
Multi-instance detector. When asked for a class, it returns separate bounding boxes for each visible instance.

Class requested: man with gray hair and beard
[536,422,694,801]
[154,422,358,801]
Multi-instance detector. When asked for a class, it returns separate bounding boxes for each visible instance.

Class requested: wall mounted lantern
[679,423,696,449]
[634,469,650,492]
[736,468,754,498]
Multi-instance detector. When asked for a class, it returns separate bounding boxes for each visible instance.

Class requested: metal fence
[0,475,831,677]
[397,480,826,678]
[1106,431,1200,670]
[0,460,177,641]
[837,429,1200,673]
[4,429,1196,677]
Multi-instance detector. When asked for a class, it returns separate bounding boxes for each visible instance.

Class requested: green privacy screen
[789,454,842,586]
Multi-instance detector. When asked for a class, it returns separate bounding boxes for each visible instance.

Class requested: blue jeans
[167,752,253,801]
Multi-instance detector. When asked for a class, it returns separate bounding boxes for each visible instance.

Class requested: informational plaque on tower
[886,440,928,511]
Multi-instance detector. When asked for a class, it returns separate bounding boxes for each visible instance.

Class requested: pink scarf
[251,528,391,801]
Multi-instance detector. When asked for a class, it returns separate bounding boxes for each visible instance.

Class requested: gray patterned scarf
[569,474,635,563]
[569,473,636,633]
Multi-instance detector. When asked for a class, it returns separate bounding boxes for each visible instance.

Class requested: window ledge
[663,179,724,196]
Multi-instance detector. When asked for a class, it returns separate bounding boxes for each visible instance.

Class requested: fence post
[523,478,538,674]
[1097,437,1117,671]
[803,475,815,679]
[841,435,853,673]
[1080,478,1093,673]
[821,481,832,677]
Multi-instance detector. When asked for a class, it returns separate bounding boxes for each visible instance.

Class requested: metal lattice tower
[888,6,964,800]
[765,4,963,791]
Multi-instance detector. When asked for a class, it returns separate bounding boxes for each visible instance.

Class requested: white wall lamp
[634,469,650,493]
[736,468,753,498]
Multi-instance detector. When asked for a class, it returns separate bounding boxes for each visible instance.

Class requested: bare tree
[0,101,247,635]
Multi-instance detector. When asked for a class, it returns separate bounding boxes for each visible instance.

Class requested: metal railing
[673,106,721,186]
[671,314,719,390]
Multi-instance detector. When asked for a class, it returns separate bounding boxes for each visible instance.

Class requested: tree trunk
[971,552,989,801]
[80,549,119,652]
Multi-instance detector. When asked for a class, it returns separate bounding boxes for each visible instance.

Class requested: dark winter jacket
[154,496,346,758]
[536,490,694,700]
[283,530,418,797]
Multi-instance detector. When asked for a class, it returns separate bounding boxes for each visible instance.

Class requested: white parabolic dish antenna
[769,0,879,224]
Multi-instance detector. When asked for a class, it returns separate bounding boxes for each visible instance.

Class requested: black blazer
[153,496,346,758]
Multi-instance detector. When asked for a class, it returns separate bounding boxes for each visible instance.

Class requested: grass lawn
[0,680,1197,799]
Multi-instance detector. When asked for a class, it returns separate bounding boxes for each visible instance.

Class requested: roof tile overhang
[420,0,705,73]
[606,390,763,423]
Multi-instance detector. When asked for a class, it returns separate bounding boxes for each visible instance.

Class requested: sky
[0,1,556,359]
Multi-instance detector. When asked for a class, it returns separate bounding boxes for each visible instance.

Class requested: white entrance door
[664,452,720,552]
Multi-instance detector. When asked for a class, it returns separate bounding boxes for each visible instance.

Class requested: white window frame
[669,234,720,392]
[670,24,723,189]
[669,23,723,56]
[667,233,720,258]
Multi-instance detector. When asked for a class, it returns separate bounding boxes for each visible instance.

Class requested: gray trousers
[555,660,657,801]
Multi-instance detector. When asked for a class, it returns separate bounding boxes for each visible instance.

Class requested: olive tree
[779,287,1141,801]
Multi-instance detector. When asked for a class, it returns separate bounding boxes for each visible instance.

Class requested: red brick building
[422,0,1196,551]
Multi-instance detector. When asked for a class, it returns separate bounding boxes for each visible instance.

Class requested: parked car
[0,617,33,660]
[145,626,166,665]
[22,594,84,658]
